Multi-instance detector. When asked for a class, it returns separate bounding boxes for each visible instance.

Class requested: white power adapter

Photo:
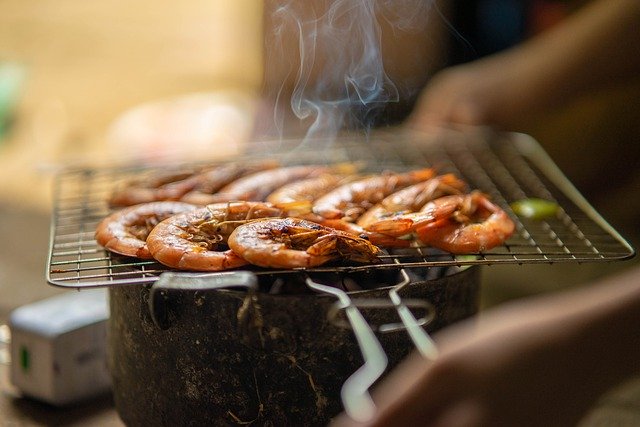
[8,289,111,406]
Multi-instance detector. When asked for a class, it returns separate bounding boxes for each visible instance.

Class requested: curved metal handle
[326,297,436,333]
[389,269,439,360]
[149,271,257,330]
[305,277,387,423]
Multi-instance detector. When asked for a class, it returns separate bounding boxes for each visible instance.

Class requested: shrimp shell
[109,169,200,207]
[228,217,380,269]
[95,201,198,259]
[312,168,436,221]
[186,165,330,204]
[266,174,352,205]
[146,201,286,271]
[180,161,279,205]
[356,173,467,229]
[416,192,515,253]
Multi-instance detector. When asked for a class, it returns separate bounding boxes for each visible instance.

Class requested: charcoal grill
[45,128,635,425]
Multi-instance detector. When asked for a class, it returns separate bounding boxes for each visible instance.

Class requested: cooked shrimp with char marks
[263,172,409,247]
[180,161,279,205]
[312,168,436,221]
[356,173,467,229]
[415,192,516,253]
[187,165,330,204]
[109,169,201,207]
[266,174,353,206]
[366,191,474,238]
[95,201,198,259]
[228,217,380,269]
[146,201,287,271]
[110,162,278,207]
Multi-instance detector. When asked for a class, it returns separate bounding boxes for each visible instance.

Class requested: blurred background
[0,0,638,424]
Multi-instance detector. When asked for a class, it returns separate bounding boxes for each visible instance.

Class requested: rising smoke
[265,0,433,144]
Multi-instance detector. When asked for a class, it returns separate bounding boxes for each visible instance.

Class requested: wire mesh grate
[47,128,635,288]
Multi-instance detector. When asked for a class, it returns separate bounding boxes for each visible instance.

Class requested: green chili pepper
[510,198,559,220]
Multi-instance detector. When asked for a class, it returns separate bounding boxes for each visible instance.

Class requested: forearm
[516,0,640,110]
[556,266,640,388]
[490,264,640,401]
[331,265,640,427]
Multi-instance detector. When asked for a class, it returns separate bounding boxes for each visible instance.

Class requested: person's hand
[369,308,594,427]
[333,303,596,427]
[408,0,640,133]
[407,50,537,131]
[331,267,640,427]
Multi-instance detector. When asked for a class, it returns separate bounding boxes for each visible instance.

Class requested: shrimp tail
[365,217,417,237]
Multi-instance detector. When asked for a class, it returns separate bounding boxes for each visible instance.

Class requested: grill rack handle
[326,268,439,360]
[305,269,441,422]
[390,269,439,360]
[305,277,387,423]
[148,271,257,330]
[326,298,435,334]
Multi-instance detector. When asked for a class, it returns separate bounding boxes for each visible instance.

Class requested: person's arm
[410,0,640,129]
[332,265,640,427]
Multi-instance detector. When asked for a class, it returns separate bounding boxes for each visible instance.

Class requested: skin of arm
[409,0,640,130]
[332,265,640,427]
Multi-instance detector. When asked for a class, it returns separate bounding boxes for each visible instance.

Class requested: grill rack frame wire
[46,129,635,289]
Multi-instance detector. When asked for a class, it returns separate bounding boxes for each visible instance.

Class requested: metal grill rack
[47,128,635,289]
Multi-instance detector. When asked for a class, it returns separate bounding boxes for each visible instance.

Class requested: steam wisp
[268,0,432,144]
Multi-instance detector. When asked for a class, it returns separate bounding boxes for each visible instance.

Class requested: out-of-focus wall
[0,0,264,210]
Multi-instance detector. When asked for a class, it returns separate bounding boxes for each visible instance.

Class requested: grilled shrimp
[109,163,277,207]
[109,169,201,207]
[356,173,467,229]
[227,218,380,269]
[95,201,198,259]
[266,174,351,206]
[185,165,330,204]
[180,162,279,205]
[146,201,287,271]
[415,192,515,253]
[312,168,436,221]
[264,173,408,245]
[263,173,408,248]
